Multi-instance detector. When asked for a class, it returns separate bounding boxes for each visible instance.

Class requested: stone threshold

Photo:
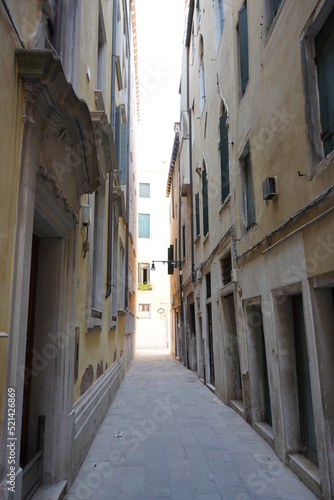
[31,480,67,500]
[230,399,244,418]
[253,421,274,450]
[289,454,321,498]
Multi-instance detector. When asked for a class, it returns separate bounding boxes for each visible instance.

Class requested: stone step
[31,480,67,500]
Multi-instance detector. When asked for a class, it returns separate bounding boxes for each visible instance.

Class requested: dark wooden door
[292,295,318,465]
[20,234,39,467]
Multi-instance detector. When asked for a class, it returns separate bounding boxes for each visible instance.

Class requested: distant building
[168,0,334,497]
[0,0,139,497]
[137,161,170,350]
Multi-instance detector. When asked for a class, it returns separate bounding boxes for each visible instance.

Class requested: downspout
[106,0,118,298]
[125,0,132,311]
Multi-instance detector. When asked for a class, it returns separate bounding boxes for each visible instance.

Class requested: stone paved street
[66,350,317,500]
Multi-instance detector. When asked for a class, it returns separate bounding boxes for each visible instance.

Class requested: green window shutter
[220,113,230,203]
[115,105,121,167]
[195,192,200,236]
[139,183,150,198]
[315,9,334,156]
[119,121,127,185]
[202,168,209,236]
[147,263,150,283]
[245,154,255,227]
[272,0,282,16]
[182,225,186,259]
[168,245,174,275]
[138,214,150,238]
[238,2,249,93]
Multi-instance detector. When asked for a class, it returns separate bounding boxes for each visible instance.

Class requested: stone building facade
[0,0,138,498]
[168,0,334,497]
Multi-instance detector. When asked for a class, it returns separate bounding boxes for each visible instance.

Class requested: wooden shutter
[315,10,334,156]
[272,0,282,16]
[220,113,230,203]
[238,3,249,93]
[245,154,255,227]
[202,168,209,236]
[195,192,200,236]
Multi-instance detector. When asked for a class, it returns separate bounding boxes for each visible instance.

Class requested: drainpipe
[106,0,118,298]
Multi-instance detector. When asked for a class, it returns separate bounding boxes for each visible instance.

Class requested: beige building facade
[169,0,334,497]
[0,0,138,498]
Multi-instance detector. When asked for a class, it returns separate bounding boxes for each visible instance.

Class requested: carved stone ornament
[16,49,101,198]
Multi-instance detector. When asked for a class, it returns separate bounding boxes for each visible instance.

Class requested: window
[115,105,127,185]
[87,189,106,329]
[97,2,107,103]
[138,213,150,238]
[119,242,125,311]
[243,152,256,228]
[182,225,186,259]
[206,272,211,300]
[264,0,282,40]
[139,183,150,198]
[138,263,150,285]
[237,2,249,94]
[220,111,230,203]
[214,0,224,50]
[202,168,209,236]
[199,37,206,113]
[195,192,200,237]
[138,304,151,319]
[315,9,334,156]
[221,252,232,286]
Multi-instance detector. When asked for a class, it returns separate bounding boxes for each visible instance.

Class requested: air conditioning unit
[262,177,277,200]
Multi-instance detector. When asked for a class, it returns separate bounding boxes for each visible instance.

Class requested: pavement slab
[66,350,317,500]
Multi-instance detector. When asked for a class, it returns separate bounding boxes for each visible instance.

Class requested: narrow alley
[65,350,316,500]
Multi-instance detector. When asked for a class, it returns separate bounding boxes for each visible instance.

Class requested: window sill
[219,194,230,214]
[194,234,201,244]
[313,149,334,178]
[203,232,210,244]
[220,282,234,297]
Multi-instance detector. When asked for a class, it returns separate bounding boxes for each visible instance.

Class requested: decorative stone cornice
[16,48,100,196]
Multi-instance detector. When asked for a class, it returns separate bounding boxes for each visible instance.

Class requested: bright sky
[135,0,186,173]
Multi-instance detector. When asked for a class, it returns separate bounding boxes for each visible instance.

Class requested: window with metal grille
[221,252,232,286]
[138,303,151,319]
[206,272,211,299]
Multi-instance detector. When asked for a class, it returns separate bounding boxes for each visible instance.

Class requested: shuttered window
[238,2,249,94]
[272,0,282,16]
[139,183,150,198]
[315,9,334,156]
[115,105,127,185]
[244,153,256,228]
[195,192,200,237]
[220,112,230,203]
[138,213,150,238]
[202,168,209,236]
